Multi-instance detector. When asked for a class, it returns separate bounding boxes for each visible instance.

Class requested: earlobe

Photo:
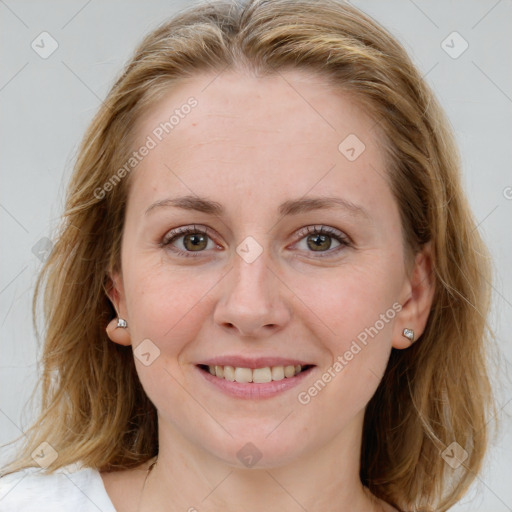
[105,271,131,346]
[105,317,132,346]
[392,243,435,349]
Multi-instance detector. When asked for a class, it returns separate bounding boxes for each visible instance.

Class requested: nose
[213,248,292,338]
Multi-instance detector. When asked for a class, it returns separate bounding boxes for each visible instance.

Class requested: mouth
[197,363,315,383]
[195,356,317,399]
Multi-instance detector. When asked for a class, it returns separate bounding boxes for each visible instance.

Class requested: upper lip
[198,356,314,369]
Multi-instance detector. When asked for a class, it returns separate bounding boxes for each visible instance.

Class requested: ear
[392,242,435,349]
[105,271,132,347]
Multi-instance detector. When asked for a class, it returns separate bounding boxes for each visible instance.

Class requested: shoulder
[0,463,116,512]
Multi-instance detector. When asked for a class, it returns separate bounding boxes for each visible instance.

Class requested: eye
[160,224,351,259]
[292,225,351,256]
[160,225,219,257]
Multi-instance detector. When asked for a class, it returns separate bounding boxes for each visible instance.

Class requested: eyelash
[160,224,352,258]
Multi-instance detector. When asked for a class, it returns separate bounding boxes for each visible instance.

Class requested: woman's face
[112,69,416,467]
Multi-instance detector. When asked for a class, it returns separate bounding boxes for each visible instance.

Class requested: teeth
[235,367,253,383]
[206,364,304,383]
[253,367,272,383]
[224,366,235,382]
[284,365,295,378]
[271,366,284,381]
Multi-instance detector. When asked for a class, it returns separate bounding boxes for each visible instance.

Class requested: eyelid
[160,224,223,259]
[161,224,212,245]
[288,225,352,258]
[293,225,351,245]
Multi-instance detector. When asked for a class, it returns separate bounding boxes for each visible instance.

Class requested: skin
[103,69,434,512]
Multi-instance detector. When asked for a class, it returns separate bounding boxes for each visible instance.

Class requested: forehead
[127,69,390,218]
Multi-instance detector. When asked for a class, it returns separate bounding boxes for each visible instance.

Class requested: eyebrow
[145,194,370,219]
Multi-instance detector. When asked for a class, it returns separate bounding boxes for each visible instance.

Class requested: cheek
[123,256,218,347]
[291,260,401,407]
[293,260,401,345]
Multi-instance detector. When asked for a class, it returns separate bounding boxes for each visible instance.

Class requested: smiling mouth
[198,364,315,383]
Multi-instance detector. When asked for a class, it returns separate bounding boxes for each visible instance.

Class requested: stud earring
[402,328,415,343]
[116,318,128,329]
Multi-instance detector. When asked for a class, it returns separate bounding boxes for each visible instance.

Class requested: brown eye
[306,233,333,252]
[182,232,209,251]
[294,225,351,257]
[161,225,218,258]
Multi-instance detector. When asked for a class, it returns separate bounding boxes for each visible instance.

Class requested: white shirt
[0,463,116,511]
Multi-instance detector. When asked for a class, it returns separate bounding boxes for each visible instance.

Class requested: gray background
[1,0,511,510]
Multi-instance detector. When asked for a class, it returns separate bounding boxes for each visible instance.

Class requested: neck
[140,410,384,512]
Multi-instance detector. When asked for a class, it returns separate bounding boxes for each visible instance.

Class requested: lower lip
[196,366,315,399]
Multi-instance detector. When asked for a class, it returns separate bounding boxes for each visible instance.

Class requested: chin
[197,425,316,470]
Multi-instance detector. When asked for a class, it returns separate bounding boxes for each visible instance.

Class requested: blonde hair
[1,1,495,510]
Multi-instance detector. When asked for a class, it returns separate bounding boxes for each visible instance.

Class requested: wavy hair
[1,1,495,510]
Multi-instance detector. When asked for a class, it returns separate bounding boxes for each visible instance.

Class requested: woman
[0,0,495,511]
